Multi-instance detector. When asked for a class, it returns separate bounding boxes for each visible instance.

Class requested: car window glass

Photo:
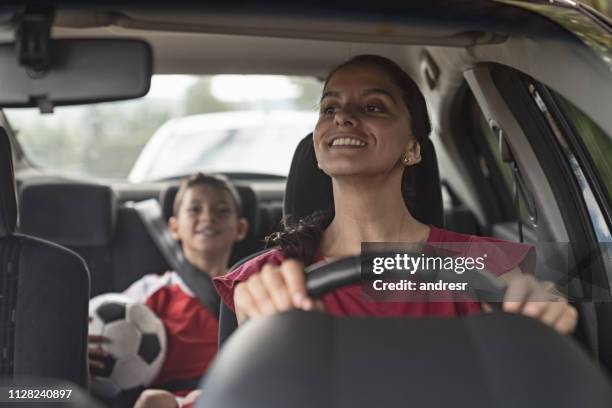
[526,83,612,242]
[4,75,322,180]
[553,95,612,206]
[139,122,317,181]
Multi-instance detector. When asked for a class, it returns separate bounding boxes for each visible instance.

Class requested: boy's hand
[88,334,111,370]
[183,390,202,405]
[234,259,324,324]
[88,316,111,371]
[134,389,178,408]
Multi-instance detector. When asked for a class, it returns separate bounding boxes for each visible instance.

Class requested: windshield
[4,75,322,181]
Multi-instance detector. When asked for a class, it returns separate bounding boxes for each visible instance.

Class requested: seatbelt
[131,199,220,319]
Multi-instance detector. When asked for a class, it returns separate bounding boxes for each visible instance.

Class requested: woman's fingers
[261,263,293,311]
[234,259,315,323]
[555,305,578,335]
[279,259,311,310]
[246,272,277,315]
[502,274,533,313]
[502,275,577,335]
[539,300,566,327]
[234,281,263,323]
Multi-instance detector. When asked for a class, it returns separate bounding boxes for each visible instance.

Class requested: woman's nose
[334,107,358,127]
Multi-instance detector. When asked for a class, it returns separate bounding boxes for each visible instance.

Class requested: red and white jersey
[123,271,218,391]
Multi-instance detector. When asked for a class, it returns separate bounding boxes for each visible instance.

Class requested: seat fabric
[0,128,89,387]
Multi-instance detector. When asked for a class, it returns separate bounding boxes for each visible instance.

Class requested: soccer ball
[88,293,167,398]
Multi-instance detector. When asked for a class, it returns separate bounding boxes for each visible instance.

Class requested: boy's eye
[186,206,201,214]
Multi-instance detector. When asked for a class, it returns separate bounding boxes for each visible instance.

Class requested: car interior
[1,1,612,407]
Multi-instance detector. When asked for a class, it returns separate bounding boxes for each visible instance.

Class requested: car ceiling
[24,0,559,77]
[49,16,504,78]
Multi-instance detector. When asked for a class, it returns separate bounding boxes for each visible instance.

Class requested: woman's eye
[365,104,383,113]
[321,105,337,116]
[187,207,201,214]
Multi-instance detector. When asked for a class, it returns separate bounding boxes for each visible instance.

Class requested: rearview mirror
[0,39,152,112]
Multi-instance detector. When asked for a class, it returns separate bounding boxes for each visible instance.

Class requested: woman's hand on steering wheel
[234,259,325,324]
[484,271,578,335]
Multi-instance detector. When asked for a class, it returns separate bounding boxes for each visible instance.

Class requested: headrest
[284,134,444,228]
[0,128,17,237]
[160,183,258,237]
[19,181,117,247]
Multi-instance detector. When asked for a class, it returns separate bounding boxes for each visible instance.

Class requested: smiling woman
[215,54,577,338]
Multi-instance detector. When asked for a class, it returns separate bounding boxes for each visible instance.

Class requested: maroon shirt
[214,226,534,318]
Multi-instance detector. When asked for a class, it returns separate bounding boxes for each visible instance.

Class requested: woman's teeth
[331,137,367,147]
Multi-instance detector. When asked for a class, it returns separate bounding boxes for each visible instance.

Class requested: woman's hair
[267,55,432,265]
[173,172,243,217]
[266,210,332,263]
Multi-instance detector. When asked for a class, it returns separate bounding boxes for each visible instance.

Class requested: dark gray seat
[0,128,89,387]
[19,180,119,297]
[18,181,170,296]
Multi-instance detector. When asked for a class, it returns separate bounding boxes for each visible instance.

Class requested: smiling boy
[89,173,248,408]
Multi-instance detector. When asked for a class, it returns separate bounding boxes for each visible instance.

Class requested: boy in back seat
[89,173,249,408]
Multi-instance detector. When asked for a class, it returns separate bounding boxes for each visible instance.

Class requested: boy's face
[169,184,248,257]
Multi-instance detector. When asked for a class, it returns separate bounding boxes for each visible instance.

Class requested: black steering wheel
[218,251,508,346]
[205,253,612,408]
[305,252,507,301]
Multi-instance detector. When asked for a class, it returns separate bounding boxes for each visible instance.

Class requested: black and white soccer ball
[88,293,167,398]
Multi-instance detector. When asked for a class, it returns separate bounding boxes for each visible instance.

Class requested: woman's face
[314,65,419,178]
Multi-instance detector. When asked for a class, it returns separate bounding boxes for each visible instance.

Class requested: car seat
[0,128,89,386]
[19,180,120,297]
[18,181,174,296]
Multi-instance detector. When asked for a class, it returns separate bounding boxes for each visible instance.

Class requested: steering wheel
[305,252,508,302]
[218,251,508,346]
[206,254,612,408]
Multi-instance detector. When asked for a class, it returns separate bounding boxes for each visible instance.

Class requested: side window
[478,63,612,246]
[527,85,612,242]
[554,96,612,208]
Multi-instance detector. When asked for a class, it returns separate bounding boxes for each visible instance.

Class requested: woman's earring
[402,153,411,166]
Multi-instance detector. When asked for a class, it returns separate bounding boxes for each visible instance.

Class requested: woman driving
[213,54,577,335]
